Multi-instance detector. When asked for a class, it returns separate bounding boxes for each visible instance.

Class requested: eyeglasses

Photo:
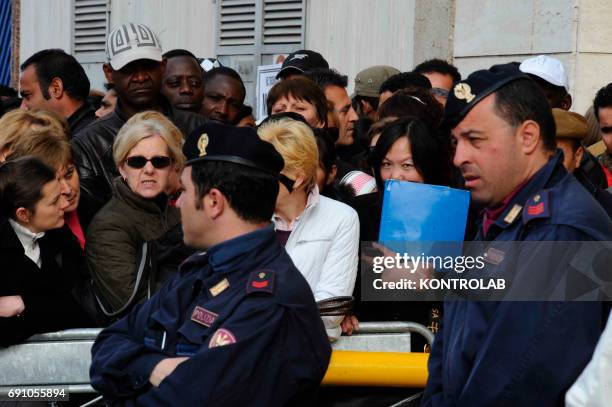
[125,156,172,169]
[279,174,295,192]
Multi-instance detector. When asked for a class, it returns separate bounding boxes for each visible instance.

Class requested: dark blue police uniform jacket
[423,151,612,407]
[90,225,332,406]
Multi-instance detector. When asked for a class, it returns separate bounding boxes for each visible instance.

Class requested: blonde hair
[0,110,67,157]
[113,111,185,169]
[8,131,73,171]
[258,118,319,189]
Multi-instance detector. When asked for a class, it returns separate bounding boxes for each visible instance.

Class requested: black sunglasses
[125,156,172,169]
[279,174,295,192]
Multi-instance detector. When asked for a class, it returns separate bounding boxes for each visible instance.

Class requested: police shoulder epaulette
[246,269,275,295]
[522,190,551,224]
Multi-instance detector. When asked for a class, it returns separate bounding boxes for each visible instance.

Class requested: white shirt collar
[9,219,45,268]
[273,184,320,231]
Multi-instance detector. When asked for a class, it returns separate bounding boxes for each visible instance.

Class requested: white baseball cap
[106,23,162,70]
[519,55,568,89]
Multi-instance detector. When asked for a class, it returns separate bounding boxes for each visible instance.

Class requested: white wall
[19,0,217,92]
[109,0,216,58]
[452,0,612,114]
[305,0,417,93]
[20,0,72,62]
[573,0,612,115]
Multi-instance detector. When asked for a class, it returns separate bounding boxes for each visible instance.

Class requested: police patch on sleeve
[209,328,237,348]
[191,306,218,327]
[246,269,275,295]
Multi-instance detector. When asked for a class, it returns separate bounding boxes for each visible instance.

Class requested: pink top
[65,211,85,250]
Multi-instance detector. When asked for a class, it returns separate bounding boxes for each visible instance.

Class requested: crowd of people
[0,21,611,406]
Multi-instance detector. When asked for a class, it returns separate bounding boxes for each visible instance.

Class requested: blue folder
[378,180,470,256]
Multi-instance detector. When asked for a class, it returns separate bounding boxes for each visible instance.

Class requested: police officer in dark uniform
[422,64,612,406]
[89,123,332,406]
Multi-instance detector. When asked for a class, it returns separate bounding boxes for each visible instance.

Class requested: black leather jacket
[71,97,206,215]
[67,102,97,137]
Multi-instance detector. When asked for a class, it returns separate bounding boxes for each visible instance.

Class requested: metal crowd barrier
[324,321,432,387]
[0,328,101,395]
[0,321,432,400]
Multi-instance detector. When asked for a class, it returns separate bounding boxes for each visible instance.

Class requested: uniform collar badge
[209,277,230,297]
[503,204,523,224]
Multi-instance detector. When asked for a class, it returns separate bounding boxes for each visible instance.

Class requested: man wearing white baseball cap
[72,23,206,216]
[519,54,572,110]
[521,54,609,193]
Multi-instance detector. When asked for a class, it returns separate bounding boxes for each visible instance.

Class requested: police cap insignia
[183,123,284,175]
[197,133,209,157]
[453,83,475,103]
[442,63,528,130]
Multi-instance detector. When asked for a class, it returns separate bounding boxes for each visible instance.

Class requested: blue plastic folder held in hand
[378,180,470,253]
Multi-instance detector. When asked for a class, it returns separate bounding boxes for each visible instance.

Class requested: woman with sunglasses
[86,111,185,317]
[258,118,360,341]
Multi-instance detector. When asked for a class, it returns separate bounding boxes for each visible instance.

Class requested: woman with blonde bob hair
[0,110,67,161]
[87,111,188,318]
[258,117,360,341]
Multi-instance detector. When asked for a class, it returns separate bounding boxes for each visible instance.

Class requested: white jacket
[565,312,612,406]
[273,187,360,340]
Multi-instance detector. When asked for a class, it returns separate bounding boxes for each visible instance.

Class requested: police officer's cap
[443,63,528,129]
[183,123,284,176]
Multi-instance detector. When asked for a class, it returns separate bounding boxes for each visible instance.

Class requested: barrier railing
[0,321,432,397]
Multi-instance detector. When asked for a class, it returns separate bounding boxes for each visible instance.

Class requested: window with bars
[217,0,305,55]
[73,0,110,63]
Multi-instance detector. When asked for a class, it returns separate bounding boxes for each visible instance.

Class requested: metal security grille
[219,0,256,47]
[262,0,303,45]
[73,0,109,62]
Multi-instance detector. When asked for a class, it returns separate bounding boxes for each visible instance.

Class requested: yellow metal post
[322,351,429,387]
